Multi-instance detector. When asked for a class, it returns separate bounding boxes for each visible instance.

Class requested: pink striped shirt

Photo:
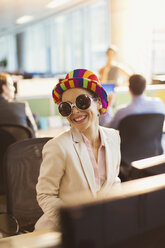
[82,133,106,192]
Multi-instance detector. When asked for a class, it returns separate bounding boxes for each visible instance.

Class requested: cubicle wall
[16,78,165,119]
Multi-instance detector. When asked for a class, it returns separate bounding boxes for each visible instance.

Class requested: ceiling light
[16,16,34,24]
[46,0,71,9]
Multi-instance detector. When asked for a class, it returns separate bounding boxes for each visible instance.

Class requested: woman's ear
[97,98,102,110]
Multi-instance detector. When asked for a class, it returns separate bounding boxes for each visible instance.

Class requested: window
[2,0,109,75]
[152,32,165,74]
[0,35,17,72]
[152,0,165,75]
[22,21,50,73]
[50,0,109,75]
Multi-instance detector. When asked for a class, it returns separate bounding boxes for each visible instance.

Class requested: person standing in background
[0,73,37,136]
[98,46,130,86]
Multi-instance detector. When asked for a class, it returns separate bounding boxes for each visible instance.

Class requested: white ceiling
[0,0,96,37]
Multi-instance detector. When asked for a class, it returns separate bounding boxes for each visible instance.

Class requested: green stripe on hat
[60,82,67,91]
[69,71,74,78]
[83,78,89,88]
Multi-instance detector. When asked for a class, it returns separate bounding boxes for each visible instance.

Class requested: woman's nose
[72,105,80,114]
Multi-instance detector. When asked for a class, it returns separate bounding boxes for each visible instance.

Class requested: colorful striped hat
[52,69,108,115]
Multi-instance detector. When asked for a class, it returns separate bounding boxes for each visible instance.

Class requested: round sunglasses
[58,94,94,117]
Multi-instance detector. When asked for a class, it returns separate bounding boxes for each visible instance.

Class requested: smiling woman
[35,69,121,231]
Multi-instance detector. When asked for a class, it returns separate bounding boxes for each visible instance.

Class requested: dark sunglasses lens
[58,102,71,117]
[76,95,91,110]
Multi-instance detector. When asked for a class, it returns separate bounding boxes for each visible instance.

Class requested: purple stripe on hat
[78,78,83,87]
[96,85,107,108]
[78,69,86,78]
[73,78,78,88]
[73,69,80,78]
[56,85,63,94]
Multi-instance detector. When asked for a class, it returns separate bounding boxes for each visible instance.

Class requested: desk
[0,230,61,248]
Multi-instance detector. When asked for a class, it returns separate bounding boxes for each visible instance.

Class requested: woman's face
[61,88,101,133]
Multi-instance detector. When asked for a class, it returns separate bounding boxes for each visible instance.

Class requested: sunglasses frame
[58,94,94,117]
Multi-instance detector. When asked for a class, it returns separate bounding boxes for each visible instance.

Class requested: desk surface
[0,230,61,248]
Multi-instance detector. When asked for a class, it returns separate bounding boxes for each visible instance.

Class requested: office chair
[118,113,164,181]
[0,123,34,141]
[0,137,52,237]
[0,129,15,195]
[0,123,34,195]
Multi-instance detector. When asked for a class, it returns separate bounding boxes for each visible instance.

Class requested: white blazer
[35,126,121,231]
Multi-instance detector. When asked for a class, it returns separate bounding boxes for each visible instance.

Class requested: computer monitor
[101,83,115,94]
[60,174,165,248]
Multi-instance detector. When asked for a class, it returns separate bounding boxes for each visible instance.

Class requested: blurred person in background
[100,74,165,129]
[98,46,130,86]
[0,72,37,135]
[35,69,121,231]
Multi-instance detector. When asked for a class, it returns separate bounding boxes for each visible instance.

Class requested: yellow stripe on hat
[102,108,106,113]
[53,90,60,98]
[68,71,74,78]
[83,70,93,79]
[97,83,102,88]
[91,82,96,92]
[62,79,68,83]
[69,80,75,88]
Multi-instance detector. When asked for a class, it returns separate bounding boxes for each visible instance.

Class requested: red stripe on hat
[65,80,70,89]
[88,74,99,82]
[53,94,59,103]
[87,80,92,90]
[65,73,69,79]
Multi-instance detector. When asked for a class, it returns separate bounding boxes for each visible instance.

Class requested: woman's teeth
[74,116,86,122]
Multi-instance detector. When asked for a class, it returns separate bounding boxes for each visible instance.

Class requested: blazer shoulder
[44,128,72,148]
[101,126,119,136]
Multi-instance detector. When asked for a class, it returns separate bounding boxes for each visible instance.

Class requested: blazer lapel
[71,127,96,196]
[99,127,116,189]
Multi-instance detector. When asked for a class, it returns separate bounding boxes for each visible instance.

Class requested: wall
[110,0,155,82]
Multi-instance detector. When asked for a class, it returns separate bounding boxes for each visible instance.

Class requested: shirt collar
[132,94,145,102]
[81,130,105,148]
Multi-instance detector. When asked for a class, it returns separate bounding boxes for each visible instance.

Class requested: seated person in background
[99,74,165,129]
[98,46,130,86]
[35,69,121,231]
[0,73,37,135]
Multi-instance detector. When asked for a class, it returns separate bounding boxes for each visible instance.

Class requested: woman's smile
[72,114,87,123]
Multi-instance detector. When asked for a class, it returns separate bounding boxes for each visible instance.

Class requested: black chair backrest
[4,137,52,231]
[0,123,34,141]
[0,129,15,194]
[0,123,34,195]
[118,113,164,166]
